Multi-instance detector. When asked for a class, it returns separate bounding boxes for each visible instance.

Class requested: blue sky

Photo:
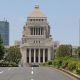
[0,0,80,46]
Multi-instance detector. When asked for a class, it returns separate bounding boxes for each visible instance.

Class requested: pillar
[48,48,51,61]
[29,48,31,63]
[33,28,34,35]
[34,49,36,63]
[43,49,45,63]
[38,49,40,63]
[34,28,35,35]
[40,27,41,35]
[42,28,44,35]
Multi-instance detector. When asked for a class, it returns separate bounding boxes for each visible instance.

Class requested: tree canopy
[76,47,80,58]
[5,46,22,64]
[0,34,5,60]
[55,45,72,58]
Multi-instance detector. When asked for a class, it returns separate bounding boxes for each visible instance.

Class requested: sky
[0,0,80,46]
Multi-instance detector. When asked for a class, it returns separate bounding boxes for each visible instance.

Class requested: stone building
[20,5,54,66]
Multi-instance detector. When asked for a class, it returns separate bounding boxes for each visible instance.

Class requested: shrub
[9,62,18,67]
[53,58,62,68]
[41,63,48,66]
[0,61,9,67]
[48,61,52,65]
[61,56,70,69]
[52,56,80,75]
[76,62,80,75]
[0,61,18,67]
[67,61,77,71]
[62,60,68,69]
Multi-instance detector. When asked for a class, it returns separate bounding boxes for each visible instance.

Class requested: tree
[55,45,72,58]
[0,34,5,60]
[76,47,80,58]
[5,46,22,65]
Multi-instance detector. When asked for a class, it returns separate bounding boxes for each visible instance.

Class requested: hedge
[0,61,18,67]
[44,56,80,75]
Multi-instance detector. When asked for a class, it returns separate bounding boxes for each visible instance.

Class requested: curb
[58,68,80,80]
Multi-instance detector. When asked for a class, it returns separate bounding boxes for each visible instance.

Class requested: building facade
[20,5,54,66]
[0,20,9,46]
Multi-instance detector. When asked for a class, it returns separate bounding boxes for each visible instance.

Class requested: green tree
[0,34,5,60]
[76,47,80,58]
[5,46,22,65]
[55,45,72,58]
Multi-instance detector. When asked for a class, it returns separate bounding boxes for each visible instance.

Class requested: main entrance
[26,48,49,63]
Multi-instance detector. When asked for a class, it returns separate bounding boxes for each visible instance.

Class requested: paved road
[0,67,77,80]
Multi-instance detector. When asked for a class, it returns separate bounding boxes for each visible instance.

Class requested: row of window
[34,40,40,43]
[22,38,41,44]
[30,27,44,35]
[28,19,46,22]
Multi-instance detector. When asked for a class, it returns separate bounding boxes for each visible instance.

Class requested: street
[0,67,77,80]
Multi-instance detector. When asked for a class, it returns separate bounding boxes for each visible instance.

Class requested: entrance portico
[26,48,50,63]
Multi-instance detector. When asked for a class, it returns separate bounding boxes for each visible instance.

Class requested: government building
[20,5,54,66]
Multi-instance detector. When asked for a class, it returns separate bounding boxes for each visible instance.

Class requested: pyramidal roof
[29,5,46,17]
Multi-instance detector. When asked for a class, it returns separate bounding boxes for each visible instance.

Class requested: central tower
[20,5,54,66]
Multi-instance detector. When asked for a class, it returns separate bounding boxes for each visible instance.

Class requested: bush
[0,61,18,67]
[67,61,77,71]
[48,61,52,65]
[0,61,9,67]
[9,62,18,67]
[52,56,80,75]
[76,62,80,75]
[52,58,62,68]
[61,56,71,69]
[62,60,68,69]
[41,63,48,66]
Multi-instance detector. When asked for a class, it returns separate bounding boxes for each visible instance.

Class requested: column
[32,28,33,35]
[40,27,41,35]
[43,49,45,63]
[48,48,51,61]
[39,28,40,35]
[36,28,37,35]
[26,49,27,63]
[38,49,40,63]
[34,49,36,63]
[33,28,34,35]
[41,28,43,35]
[44,27,45,36]
[42,28,44,35]
[35,28,36,35]
[34,28,35,35]
[29,48,31,63]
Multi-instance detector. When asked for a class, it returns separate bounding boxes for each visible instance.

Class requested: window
[34,41,35,43]
[33,19,35,21]
[42,19,44,21]
[36,19,38,21]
